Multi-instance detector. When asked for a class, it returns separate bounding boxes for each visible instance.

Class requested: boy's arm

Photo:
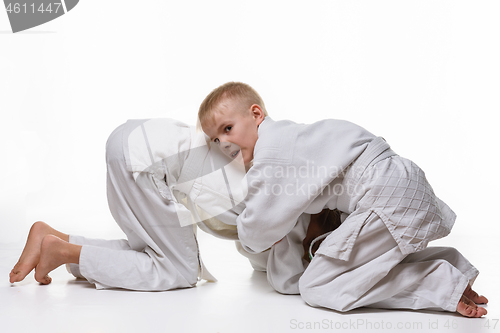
[236,163,318,253]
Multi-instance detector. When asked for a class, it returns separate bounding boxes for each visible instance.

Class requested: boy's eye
[214,138,220,144]
[224,126,232,132]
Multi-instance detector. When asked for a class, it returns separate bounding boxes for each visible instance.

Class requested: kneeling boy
[198,81,488,318]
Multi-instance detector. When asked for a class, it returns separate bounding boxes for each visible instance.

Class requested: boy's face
[202,98,265,167]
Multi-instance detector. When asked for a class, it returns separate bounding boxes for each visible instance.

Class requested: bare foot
[34,235,81,285]
[10,222,56,283]
[457,295,487,318]
[464,284,488,304]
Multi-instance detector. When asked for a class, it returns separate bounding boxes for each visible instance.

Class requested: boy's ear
[250,104,265,125]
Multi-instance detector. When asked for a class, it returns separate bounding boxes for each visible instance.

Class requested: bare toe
[9,268,24,283]
[464,284,488,304]
[9,222,52,283]
[457,295,486,318]
[35,274,52,285]
[477,306,488,317]
[10,260,41,283]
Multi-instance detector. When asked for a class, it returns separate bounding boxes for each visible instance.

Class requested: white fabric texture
[234,117,468,311]
[299,214,478,312]
[315,142,456,262]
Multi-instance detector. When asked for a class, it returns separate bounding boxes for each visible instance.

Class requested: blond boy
[199,81,488,318]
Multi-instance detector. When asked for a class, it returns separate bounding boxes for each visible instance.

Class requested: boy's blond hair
[198,82,268,127]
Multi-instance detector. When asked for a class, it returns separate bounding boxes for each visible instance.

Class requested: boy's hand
[302,209,342,262]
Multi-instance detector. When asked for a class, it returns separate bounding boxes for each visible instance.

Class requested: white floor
[0,225,498,333]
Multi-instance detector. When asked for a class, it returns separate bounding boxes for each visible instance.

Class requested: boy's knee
[268,275,300,295]
[298,273,320,307]
[299,279,352,312]
[298,266,350,312]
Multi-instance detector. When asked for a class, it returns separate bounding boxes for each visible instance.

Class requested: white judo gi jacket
[237,117,456,262]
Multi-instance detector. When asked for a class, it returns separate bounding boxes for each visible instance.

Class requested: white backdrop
[1,0,499,269]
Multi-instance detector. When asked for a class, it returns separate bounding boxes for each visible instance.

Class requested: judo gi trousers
[67,123,200,290]
[298,213,479,312]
